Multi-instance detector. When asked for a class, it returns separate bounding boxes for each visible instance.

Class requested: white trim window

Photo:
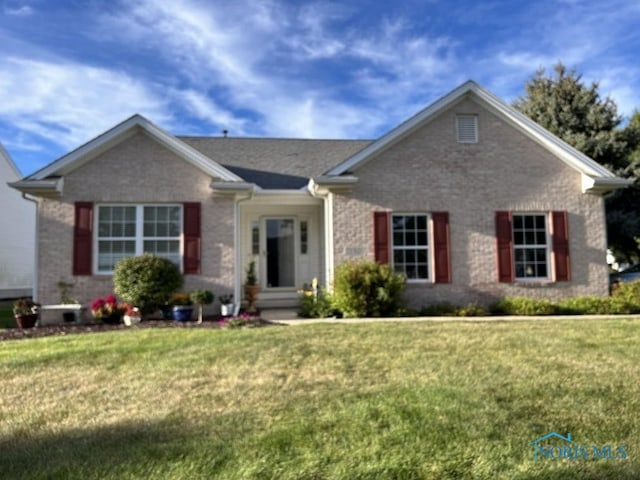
[392,213,430,280]
[96,204,182,273]
[513,213,549,279]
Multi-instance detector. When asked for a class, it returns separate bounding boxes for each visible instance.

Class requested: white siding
[0,145,35,298]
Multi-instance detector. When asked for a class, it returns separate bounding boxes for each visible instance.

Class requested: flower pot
[244,284,260,313]
[15,314,38,329]
[102,313,122,325]
[173,305,194,322]
[220,303,235,316]
[123,314,141,326]
[160,305,174,320]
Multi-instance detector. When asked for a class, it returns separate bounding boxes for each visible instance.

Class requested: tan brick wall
[333,97,609,307]
[37,132,235,310]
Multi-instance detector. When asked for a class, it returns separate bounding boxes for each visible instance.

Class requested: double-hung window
[512,213,549,279]
[392,213,430,280]
[96,205,182,273]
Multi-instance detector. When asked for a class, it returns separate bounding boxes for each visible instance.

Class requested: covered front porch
[235,192,326,309]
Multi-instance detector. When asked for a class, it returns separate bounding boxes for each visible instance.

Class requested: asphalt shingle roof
[179,137,372,189]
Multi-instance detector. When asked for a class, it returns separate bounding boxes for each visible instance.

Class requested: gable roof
[25,115,243,182]
[324,80,631,194]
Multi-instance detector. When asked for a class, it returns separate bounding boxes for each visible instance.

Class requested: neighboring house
[10,81,631,310]
[0,143,35,299]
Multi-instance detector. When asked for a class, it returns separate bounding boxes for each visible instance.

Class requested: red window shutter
[73,202,93,275]
[373,212,390,264]
[432,212,451,283]
[552,211,571,281]
[183,202,201,274]
[495,211,513,283]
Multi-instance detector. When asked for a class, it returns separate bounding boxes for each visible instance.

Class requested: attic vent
[456,115,478,143]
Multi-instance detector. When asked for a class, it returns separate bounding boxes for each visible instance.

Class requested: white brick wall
[332,97,609,307]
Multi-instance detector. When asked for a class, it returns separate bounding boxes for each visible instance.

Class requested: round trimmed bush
[113,254,183,315]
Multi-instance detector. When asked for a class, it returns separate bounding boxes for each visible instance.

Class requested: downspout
[22,193,39,302]
[308,181,334,290]
[234,189,254,306]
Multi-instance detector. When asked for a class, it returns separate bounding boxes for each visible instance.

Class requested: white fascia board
[142,121,243,181]
[9,178,63,196]
[210,182,256,197]
[325,81,477,176]
[471,85,619,179]
[29,114,242,182]
[581,174,633,194]
[309,176,359,195]
[326,80,622,183]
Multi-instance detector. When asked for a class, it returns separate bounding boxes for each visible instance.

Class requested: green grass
[0,302,14,329]
[1,319,639,479]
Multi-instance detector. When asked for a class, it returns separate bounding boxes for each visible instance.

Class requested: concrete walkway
[260,309,640,325]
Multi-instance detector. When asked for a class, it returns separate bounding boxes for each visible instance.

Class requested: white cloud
[2,0,640,175]
[176,89,248,135]
[0,57,172,149]
[3,4,33,16]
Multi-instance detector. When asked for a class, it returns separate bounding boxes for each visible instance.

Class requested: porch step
[260,308,300,322]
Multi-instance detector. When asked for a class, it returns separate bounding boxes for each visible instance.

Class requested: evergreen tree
[514,63,628,171]
[515,64,640,263]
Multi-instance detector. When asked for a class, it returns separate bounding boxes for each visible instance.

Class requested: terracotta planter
[244,284,260,312]
[15,314,38,329]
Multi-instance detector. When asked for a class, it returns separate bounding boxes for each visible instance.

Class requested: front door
[265,218,296,288]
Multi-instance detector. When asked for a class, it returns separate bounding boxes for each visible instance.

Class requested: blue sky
[1,0,639,176]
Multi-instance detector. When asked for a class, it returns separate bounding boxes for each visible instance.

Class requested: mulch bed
[0,316,278,342]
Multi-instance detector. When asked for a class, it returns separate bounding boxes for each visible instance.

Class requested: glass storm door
[265,218,295,288]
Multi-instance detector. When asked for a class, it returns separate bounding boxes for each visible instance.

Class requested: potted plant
[219,293,234,316]
[160,301,174,320]
[13,298,39,329]
[244,258,260,313]
[90,294,123,324]
[122,303,141,326]
[171,293,194,322]
[190,289,214,324]
[57,279,80,322]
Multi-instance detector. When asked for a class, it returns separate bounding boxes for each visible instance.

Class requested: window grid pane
[392,214,429,280]
[97,205,182,272]
[513,213,548,279]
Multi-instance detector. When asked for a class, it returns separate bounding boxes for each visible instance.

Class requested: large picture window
[512,213,549,279]
[392,214,430,280]
[96,205,182,273]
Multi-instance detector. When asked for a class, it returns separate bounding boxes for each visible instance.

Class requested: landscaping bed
[0,316,275,341]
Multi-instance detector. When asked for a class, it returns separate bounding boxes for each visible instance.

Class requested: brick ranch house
[10,80,630,312]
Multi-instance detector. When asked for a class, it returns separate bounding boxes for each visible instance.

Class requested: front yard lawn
[1,319,639,479]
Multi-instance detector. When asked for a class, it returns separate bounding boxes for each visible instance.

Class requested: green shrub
[489,297,558,316]
[455,304,489,317]
[332,260,406,317]
[610,281,640,313]
[113,254,183,315]
[556,296,615,315]
[419,303,457,316]
[298,289,335,318]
